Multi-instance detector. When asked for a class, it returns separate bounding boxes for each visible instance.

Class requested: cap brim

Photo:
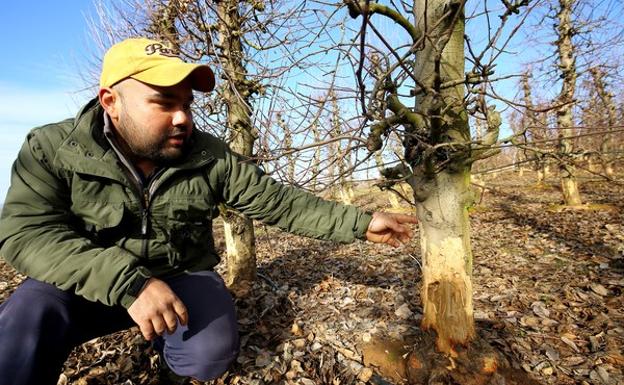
[131,62,215,92]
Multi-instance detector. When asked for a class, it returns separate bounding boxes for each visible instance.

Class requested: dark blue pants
[0,271,239,385]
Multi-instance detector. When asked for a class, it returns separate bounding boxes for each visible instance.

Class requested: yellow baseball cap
[99,38,214,92]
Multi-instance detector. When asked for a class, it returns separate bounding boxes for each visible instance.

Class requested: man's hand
[127,278,188,341]
[366,212,418,247]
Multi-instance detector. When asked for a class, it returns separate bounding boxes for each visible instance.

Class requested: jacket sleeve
[0,128,151,308]
[212,146,372,243]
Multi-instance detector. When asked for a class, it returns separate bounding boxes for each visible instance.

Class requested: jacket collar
[53,98,215,183]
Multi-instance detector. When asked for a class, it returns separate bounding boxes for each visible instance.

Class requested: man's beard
[117,110,192,166]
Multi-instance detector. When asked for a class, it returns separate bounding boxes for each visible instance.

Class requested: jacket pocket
[71,200,128,244]
[73,201,125,230]
[167,202,218,265]
[69,174,134,238]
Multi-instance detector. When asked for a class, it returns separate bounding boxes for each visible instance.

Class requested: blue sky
[0,1,101,200]
[0,1,544,201]
[1,1,618,201]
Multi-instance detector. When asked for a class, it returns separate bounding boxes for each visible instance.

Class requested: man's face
[112,78,195,165]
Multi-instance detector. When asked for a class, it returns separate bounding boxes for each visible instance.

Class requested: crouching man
[0,38,417,385]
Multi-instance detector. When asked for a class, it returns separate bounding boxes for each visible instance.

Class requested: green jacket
[0,99,372,308]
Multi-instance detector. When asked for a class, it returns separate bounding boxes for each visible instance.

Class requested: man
[0,38,416,384]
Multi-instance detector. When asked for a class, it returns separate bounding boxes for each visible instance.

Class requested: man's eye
[159,101,175,109]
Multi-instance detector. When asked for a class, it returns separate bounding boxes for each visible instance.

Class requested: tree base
[360,330,541,385]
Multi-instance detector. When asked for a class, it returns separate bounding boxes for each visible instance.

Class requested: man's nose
[172,109,192,129]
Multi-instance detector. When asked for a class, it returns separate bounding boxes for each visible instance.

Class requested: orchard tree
[520,70,552,184]
[327,90,355,204]
[553,0,583,205]
[213,0,262,289]
[341,2,537,381]
[588,66,618,177]
[338,0,552,381]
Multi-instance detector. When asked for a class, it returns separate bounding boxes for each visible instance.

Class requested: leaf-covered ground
[0,172,622,385]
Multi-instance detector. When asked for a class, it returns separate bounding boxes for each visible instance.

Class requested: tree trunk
[217,0,258,288]
[537,166,545,184]
[555,0,582,205]
[411,0,475,353]
[521,71,548,184]
[346,0,476,355]
[277,113,296,183]
[418,170,475,353]
[344,141,355,202]
[311,123,321,190]
[329,90,351,204]
[375,151,400,208]
[590,67,617,177]
[222,212,256,288]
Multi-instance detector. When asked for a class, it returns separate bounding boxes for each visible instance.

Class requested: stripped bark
[346,0,476,354]
[411,0,475,353]
[217,0,259,288]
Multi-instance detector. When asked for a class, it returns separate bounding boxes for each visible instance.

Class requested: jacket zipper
[141,188,150,259]
[139,169,166,260]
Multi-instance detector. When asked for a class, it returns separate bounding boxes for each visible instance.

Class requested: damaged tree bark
[344,1,538,382]
[346,0,477,355]
[410,0,476,354]
[217,0,260,290]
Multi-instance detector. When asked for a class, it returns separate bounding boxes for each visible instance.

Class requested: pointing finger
[388,213,418,224]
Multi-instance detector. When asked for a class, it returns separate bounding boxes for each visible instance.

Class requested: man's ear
[98,87,119,120]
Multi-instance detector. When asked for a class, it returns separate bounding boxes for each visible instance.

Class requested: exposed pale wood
[217,0,258,286]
